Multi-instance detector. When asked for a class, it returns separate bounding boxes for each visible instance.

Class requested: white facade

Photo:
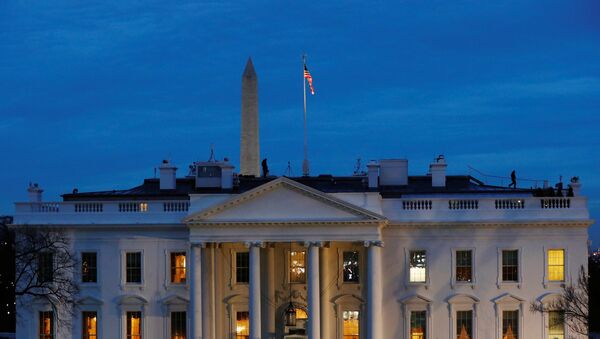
[13,173,592,339]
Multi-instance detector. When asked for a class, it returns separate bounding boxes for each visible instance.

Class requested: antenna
[285,161,293,177]
[353,157,364,176]
[208,144,216,162]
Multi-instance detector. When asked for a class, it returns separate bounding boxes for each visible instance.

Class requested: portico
[184,177,386,339]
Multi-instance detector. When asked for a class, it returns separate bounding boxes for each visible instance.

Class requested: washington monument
[240,57,260,176]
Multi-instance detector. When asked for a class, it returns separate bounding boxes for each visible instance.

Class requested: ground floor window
[456,310,472,339]
[410,310,426,339]
[126,311,142,339]
[39,311,53,339]
[236,311,249,339]
[171,311,186,339]
[548,311,565,339]
[502,310,518,339]
[343,310,359,339]
[82,311,97,339]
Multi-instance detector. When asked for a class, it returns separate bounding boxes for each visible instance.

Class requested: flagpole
[302,54,309,176]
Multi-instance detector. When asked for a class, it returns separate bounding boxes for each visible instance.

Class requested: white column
[190,243,203,339]
[266,245,276,338]
[319,245,331,339]
[246,242,263,339]
[306,241,321,339]
[365,241,384,339]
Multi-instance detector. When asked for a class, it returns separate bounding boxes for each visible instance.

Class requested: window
[126,311,142,339]
[343,251,360,283]
[456,250,472,282]
[502,250,519,282]
[235,311,249,339]
[289,251,306,283]
[81,252,97,283]
[410,311,426,339]
[548,250,565,282]
[343,310,360,339]
[409,250,427,283]
[502,310,519,339]
[139,203,148,212]
[126,252,142,283]
[170,252,186,284]
[456,310,472,339]
[39,311,53,339]
[38,253,53,283]
[82,311,97,339]
[171,311,186,339]
[236,252,249,284]
[548,311,564,339]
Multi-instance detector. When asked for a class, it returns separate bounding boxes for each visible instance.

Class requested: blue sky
[1,1,599,244]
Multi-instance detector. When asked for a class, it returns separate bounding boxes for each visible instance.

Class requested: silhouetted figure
[262,158,269,178]
[508,170,517,188]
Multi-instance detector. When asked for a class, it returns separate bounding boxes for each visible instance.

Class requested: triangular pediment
[184,177,384,224]
[492,293,524,305]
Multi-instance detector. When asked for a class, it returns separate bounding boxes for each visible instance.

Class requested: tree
[12,226,79,327]
[530,265,589,336]
[0,216,16,333]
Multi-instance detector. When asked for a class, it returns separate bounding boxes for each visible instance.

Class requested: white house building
[12,59,592,339]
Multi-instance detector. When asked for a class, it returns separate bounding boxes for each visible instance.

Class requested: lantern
[284,302,297,327]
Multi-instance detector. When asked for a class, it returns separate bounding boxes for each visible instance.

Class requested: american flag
[304,64,315,95]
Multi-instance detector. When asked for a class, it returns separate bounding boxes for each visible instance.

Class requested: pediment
[77,296,103,306]
[161,294,189,305]
[399,294,432,305]
[117,294,148,305]
[185,177,384,224]
[447,293,479,305]
[492,293,524,305]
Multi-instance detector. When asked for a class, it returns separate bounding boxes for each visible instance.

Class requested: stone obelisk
[240,57,260,176]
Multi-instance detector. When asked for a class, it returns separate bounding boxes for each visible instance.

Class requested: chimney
[27,183,43,202]
[569,177,581,196]
[430,155,447,187]
[379,159,408,186]
[367,160,380,188]
[221,157,235,190]
[159,160,177,190]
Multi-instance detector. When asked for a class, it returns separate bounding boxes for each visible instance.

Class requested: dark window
[126,311,142,339]
[81,252,97,283]
[410,311,426,339]
[343,251,360,283]
[170,252,186,284]
[197,166,222,178]
[456,250,472,282]
[502,250,519,282]
[39,311,53,339]
[456,310,472,339]
[82,311,97,339]
[38,253,53,283]
[236,252,249,283]
[126,252,142,283]
[502,310,519,339]
[171,311,186,339]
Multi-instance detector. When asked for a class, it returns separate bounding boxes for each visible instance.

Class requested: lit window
[82,252,97,283]
[343,310,360,339]
[295,308,308,320]
[502,310,519,339]
[456,310,472,339]
[39,311,53,339]
[236,311,249,339]
[548,250,565,282]
[502,250,519,282]
[456,250,472,282]
[127,311,142,339]
[38,253,53,283]
[82,311,97,339]
[343,251,360,283]
[171,311,186,339]
[548,311,564,339]
[410,311,426,339]
[409,251,427,283]
[126,252,142,283]
[236,252,249,283]
[139,203,148,212]
[290,251,306,283]
[170,252,186,284]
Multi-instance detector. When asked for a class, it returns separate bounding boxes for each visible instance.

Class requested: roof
[61,174,532,201]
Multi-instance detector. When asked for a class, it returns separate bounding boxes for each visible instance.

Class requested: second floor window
[456,250,472,282]
[290,251,306,283]
[548,249,565,282]
[38,253,54,283]
[126,252,142,283]
[81,252,97,283]
[236,252,249,283]
[502,250,519,282]
[170,252,186,284]
[409,250,427,283]
[343,251,360,283]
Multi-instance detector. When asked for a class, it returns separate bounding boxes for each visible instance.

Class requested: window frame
[37,252,54,284]
[286,249,307,284]
[332,294,364,339]
[124,310,143,339]
[165,249,188,288]
[493,294,524,339]
[234,250,250,285]
[497,248,523,288]
[169,311,187,339]
[342,250,361,284]
[400,294,432,339]
[121,249,145,289]
[81,251,99,285]
[405,248,429,287]
[81,310,99,339]
[544,247,568,287]
[539,294,569,339]
[447,294,479,339]
[451,248,476,288]
[38,310,54,339]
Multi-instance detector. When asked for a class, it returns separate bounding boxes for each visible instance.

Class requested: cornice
[386,219,593,229]
[189,219,387,227]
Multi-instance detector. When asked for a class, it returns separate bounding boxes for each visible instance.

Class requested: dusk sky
[1,1,599,244]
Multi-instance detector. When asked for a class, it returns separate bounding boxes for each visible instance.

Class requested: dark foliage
[0,216,15,332]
